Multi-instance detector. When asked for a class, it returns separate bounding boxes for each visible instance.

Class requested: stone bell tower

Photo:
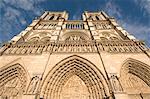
[0,11,150,99]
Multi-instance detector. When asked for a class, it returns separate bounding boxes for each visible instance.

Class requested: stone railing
[92,21,112,30]
[64,21,87,30]
[0,40,148,55]
[96,40,147,53]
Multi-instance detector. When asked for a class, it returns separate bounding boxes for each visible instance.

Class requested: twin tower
[0,11,150,99]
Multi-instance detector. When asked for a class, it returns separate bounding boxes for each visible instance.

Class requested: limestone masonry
[0,11,150,99]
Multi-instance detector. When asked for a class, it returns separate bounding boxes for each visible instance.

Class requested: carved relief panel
[0,78,22,97]
[120,61,150,99]
[120,73,150,99]
[122,74,150,94]
[60,75,89,99]
[0,64,27,99]
[25,31,52,43]
[92,30,122,40]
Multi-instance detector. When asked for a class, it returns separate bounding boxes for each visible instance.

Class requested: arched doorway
[40,55,110,99]
[120,58,150,99]
[0,63,28,99]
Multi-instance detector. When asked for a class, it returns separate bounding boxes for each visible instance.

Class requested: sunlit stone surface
[0,11,150,99]
[60,75,89,99]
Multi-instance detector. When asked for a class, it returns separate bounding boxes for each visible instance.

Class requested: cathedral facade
[0,11,150,99]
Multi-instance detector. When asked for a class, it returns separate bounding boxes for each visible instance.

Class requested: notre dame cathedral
[0,11,150,99]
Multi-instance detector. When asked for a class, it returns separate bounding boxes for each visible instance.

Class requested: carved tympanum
[60,75,89,99]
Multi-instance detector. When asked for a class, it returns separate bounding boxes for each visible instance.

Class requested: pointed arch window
[88,16,93,20]
[56,14,62,20]
[49,15,54,20]
[95,16,100,20]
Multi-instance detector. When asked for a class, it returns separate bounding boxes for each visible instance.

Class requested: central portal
[60,75,89,99]
[41,55,109,99]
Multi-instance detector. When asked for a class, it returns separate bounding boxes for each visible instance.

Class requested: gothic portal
[0,11,150,99]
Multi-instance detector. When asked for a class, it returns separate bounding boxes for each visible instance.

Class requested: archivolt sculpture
[0,63,28,98]
[40,55,110,99]
[120,58,150,98]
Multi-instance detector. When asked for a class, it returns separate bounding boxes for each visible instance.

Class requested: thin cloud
[4,7,21,20]
[3,0,33,11]
[104,0,150,46]
[71,8,82,20]
[134,0,150,16]
[72,13,81,20]
[121,21,150,45]
[104,0,122,19]
[0,0,46,43]
[3,0,45,15]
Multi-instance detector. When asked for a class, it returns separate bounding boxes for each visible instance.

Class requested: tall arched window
[49,15,54,20]
[95,16,100,20]
[56,14,61,20]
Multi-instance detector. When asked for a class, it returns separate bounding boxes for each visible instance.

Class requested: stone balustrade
[0,40,148,55]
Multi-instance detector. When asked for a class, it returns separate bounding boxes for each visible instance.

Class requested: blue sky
[0,0,150,46]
